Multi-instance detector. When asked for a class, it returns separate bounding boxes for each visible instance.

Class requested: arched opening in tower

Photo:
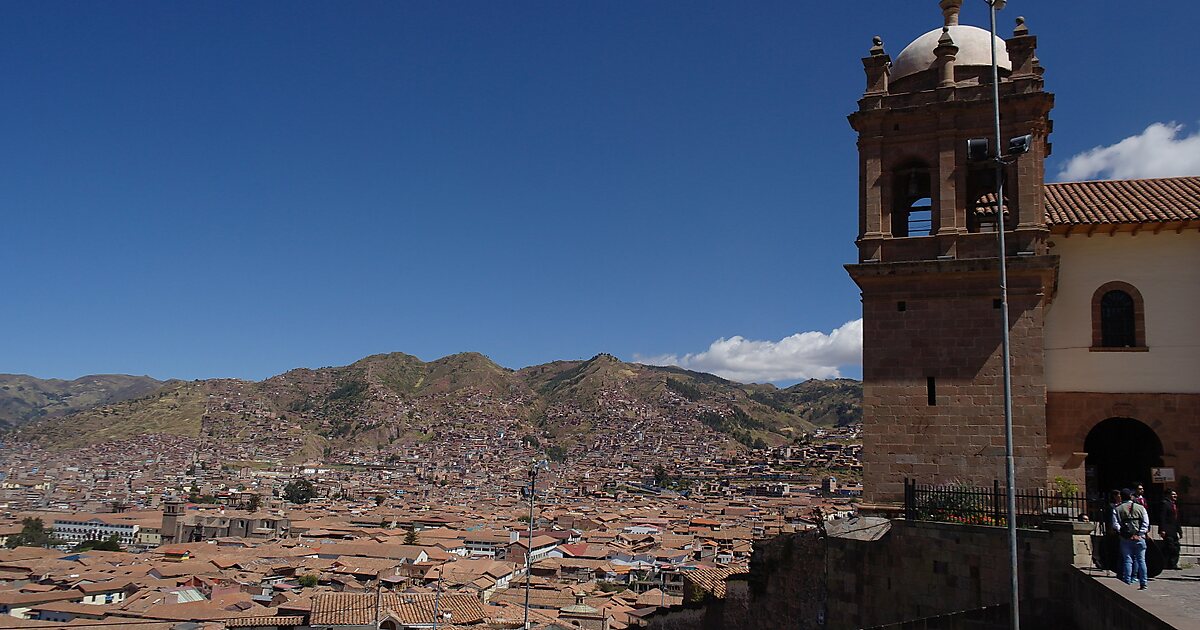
[892,164,932,237]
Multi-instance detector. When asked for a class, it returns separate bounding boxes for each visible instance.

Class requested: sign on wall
[1151,467,1175,483]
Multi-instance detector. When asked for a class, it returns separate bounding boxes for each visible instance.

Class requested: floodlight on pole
[984,1,1020,629]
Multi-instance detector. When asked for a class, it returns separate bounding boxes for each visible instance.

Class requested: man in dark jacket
[1159,489,1183,570]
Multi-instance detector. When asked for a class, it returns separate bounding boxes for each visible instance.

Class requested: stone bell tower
[845,1,1058,506]
[161,497,184,545]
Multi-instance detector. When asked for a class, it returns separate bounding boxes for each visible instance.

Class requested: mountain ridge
[0,373,167,430]
[6,352,861,458]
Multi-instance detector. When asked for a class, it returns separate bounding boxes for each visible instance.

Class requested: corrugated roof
[1045,176,1200,226]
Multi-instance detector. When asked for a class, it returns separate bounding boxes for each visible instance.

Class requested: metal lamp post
[523,459,547,629]
[433,563,443,630]
[984,1,1020,628]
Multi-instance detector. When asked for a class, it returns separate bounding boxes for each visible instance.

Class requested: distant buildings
[160,498,291,545]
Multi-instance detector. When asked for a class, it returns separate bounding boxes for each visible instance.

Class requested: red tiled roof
[309,592,486,626]
[1045,176,1200,226]
[685,566,742,599]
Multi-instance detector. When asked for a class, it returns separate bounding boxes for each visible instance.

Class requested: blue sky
[3,1,1198,383]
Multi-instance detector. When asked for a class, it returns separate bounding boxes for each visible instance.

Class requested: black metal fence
[904,479,1200,549]
[903,479,1087,529]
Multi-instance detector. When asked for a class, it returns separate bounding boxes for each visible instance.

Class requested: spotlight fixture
[967,138,990,162]
[1008,134,1032,155]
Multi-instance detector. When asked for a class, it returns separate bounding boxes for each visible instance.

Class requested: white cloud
[636,319,862,384]
[1058,122,1200,181]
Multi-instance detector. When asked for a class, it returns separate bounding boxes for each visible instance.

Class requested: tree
[283,479,316,505]
[298,574,319,588]
[546,445,568,463]
[5,518,59,549]
[244,493,261,511]
[404,526,419,546]
[653,464,671,488]
[73,534,121,553]
[373,494,387,507]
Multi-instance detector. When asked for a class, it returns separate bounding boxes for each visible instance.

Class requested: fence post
[904,478,915,521]
[993,480,1002,526]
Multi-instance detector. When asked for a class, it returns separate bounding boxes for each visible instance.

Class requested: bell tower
[846,1,1058,506]
[161,497,184,545]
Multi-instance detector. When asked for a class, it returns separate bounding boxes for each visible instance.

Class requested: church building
[846,0,1200,507]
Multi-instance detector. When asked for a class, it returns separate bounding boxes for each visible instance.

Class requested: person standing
[1112,488,1150,589]
[1134,484,1149,509]
[1101,489,1123,574]
[1105,489,1123,528]
[1159,489,1183,571]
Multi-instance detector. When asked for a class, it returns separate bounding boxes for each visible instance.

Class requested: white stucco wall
[1044,230,1200,393]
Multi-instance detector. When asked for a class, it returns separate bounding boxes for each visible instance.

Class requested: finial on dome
[1013,16,1028,36]
[940,0,962,27]
[870,36,886,56]
[935,27,958,88]
[938,27,954,47]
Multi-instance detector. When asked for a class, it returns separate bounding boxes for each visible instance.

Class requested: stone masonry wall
[825,520,1081,630]
[854,258,1055,505]
[647,519,1087,630]
[643,532,825,630]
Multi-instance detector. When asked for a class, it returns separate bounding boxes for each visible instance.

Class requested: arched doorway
[1084,417,1163,501]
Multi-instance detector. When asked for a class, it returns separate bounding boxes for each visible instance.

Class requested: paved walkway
[1081,564,1200,629]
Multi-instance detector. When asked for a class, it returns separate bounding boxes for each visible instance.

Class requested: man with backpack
[1111,487,1151,589]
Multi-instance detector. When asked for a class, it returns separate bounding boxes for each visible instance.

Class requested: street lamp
[966,1,1020,628]
[433,563,443,630]
[523,459,548,630]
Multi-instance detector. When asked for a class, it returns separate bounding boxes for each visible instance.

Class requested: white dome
[891,25,1011,81]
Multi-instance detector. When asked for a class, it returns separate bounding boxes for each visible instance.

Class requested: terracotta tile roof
[634,588,682,608]
[1045,176,1200,226]
[0,589,82,606]
[685,566,742,599]
[389,595,487,625]
[309,592,486,626]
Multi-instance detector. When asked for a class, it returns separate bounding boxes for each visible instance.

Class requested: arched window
[1091,282,1146,350]
[1100,291,1135,347]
